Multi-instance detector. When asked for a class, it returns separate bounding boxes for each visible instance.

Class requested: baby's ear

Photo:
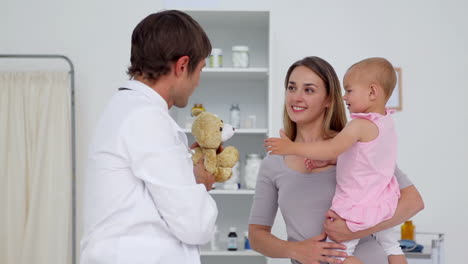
[369,83,379,100]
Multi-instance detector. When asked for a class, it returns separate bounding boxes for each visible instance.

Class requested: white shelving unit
[182,128,268,135]
[406,232,445,264]
[210,189,255,195]
[176,9,271,264]
[202,67,269,81]
[201,250,262,256]
[200,189,264,264]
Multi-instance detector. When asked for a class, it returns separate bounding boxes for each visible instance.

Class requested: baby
[265,57,406,264]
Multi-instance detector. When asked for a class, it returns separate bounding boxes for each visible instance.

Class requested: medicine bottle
[244,231,251,250]
[229,103,240,129]
[401,220,415,240]
[227,227,238,251]
[209,48,223,68]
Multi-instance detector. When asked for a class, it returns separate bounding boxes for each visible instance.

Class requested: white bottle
[229,103,240,129]
[209,48,223,68]
[210,225,219,251]
[223,162,240,190]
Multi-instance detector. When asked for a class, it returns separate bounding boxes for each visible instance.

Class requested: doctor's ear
[174,56,190,76]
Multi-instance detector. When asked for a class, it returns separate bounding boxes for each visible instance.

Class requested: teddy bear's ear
[191,107,206,117]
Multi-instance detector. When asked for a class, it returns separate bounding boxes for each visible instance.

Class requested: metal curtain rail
[0,54,76,264]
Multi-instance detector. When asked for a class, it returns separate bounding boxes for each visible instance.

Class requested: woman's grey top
[248,154,413,264]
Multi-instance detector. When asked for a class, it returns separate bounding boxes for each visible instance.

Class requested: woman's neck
[295,121,324,143]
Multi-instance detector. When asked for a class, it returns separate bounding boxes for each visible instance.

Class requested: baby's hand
[264,130,295,155]
[304,159,330,170]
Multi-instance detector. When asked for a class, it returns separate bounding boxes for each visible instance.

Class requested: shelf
[210,189,255,195]
[203,68,268,73]
[405,252,431,259]
[201,250,262,256]
[182,128,268,135]
[185,11,269,30]
[201,68,269,81]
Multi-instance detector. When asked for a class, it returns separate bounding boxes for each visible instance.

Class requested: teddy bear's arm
[216,146,239,168]
[204,149,217,175]
[191,147,204,165]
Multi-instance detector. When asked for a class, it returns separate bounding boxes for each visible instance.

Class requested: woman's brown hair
[283,56,347,141]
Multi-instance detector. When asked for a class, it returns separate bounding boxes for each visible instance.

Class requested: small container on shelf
[244,154,262,189]
[223,162,240,190]
[209,48,223,68]
[243,115,257,129]
[227,227,238,251]
[229,103,241,129]
[401,220,415,240]
[210,225,220,251]
[244,231,251,250]
[232,45,249,68]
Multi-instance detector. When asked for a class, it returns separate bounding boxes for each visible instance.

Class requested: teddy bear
[191,109,239,182]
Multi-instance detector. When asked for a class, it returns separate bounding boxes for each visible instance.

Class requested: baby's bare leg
[343,256,364,264]
[388,255,408,264]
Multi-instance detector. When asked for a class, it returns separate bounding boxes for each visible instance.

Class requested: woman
[248,56,424,264]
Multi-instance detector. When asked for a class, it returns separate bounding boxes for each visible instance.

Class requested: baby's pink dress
[331,109,400,232]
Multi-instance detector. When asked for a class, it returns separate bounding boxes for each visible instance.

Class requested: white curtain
[0,72,72,264]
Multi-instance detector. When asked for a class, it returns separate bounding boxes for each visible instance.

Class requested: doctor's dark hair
[127,10,211,82]
[283,56,347,141]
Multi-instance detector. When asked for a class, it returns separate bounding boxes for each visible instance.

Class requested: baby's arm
[265,119,371,160]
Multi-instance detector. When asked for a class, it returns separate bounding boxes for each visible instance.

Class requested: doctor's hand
[194,159,216,191]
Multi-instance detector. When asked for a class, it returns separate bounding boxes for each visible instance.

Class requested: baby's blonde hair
[348,57,397,101]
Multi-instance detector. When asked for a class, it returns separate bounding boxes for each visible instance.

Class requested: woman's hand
[323,210,361,243]
[289,232,347,264]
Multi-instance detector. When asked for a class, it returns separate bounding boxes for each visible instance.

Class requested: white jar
[244,154,262,189]
[232,45,249,68]
[223,162,240,190]
[209,48,223,68]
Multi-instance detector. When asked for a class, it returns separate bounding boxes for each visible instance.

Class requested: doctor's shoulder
[120,107,177,141]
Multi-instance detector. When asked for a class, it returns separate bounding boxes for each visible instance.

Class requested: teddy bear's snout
[221,124,236,142]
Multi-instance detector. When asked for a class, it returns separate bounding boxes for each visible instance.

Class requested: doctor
[80,10,217,264]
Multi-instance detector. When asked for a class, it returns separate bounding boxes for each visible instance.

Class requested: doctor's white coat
[80,80,217,264]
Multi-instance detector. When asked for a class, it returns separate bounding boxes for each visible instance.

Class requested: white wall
[268,2,468,264]
[2,0,467,263]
